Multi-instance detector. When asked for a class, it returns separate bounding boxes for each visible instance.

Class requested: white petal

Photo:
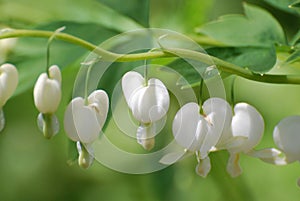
[195,157,211,177]
[48,65,62,84]
[200,112,224,158]
[273,115,300,163]
[227,152,242,177]
[159,150,188,165]
[121,71,144,105]
[88,90,109,130]
[230,103,264,153]
[203,98,233,145]
[64,97,84,142]
[247,148,287,165]
[73,104,101,144]
[33,73,61,114]
[129,78,169,123]
[0,63,18,107]
[172,102,208,151]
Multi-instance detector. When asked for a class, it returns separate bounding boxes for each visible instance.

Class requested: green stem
[1,29,300,85]
[46,26,66,74]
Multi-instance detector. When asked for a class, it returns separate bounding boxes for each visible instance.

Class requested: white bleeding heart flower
[0,63,18,108]
[122,71,169,123]
[122,71,169,150]
[273,115,300,163]
[64,90,109,144]
[216,103,264,177]
[214,102,281,177]
[33,65,62,114]
[161,98,231,177]
[0,63,18,132]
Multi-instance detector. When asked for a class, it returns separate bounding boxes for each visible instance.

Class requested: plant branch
[1,29,300,85]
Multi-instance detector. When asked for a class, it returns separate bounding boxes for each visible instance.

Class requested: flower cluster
[1,59,299,178]
[161,98,282,177]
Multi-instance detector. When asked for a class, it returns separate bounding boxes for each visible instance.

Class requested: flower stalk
[1,29,300,85]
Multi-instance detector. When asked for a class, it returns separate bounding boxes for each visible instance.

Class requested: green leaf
[196,3,286,47]
[289,0,300,8]
[150,0,213,32]
[290,29,300,45]
[285,49,300,63]
[206,46,277,73]
[264,0,300,14]
[99,0,149,27]
[0,0,142,32]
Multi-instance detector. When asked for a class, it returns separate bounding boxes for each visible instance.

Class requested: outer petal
[64,97,84,142]
[203,97,233,146]
[64,97,101,144]
[88,90,109,130]
[130,78,169,123]
[200,113,221,159]
[33,73,61,114]
[73,104,101,144]
[273,115,300,163]
[172,102,208,152]
[0,63,18,107]
[48,65,62,84]
[121,71,144,105]
[230,103,264,153]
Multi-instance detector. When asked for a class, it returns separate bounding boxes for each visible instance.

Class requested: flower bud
[33,65,61,114]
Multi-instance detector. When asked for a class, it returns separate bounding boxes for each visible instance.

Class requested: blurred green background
[0,0,300,200]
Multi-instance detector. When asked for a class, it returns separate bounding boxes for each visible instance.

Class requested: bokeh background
[0,0,300,200]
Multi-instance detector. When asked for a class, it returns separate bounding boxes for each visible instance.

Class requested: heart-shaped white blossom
[0,63,18,107]
[227,103,264,153]
[122,71,169,124]
[165,98,232,177]
[33,65,61,114]
[172,102,209,153]
[64,90,109,144]
[273,115,300,163]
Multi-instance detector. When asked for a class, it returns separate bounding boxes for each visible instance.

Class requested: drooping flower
[273,115,300,163]
[0,63,18,131]
[216,103,281,177]
[34,65,61,114]
[121,71,169,150]
[33,65,61,138]
[161,98,232,177]
[64,90,109,144]
[64,90,109,168]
